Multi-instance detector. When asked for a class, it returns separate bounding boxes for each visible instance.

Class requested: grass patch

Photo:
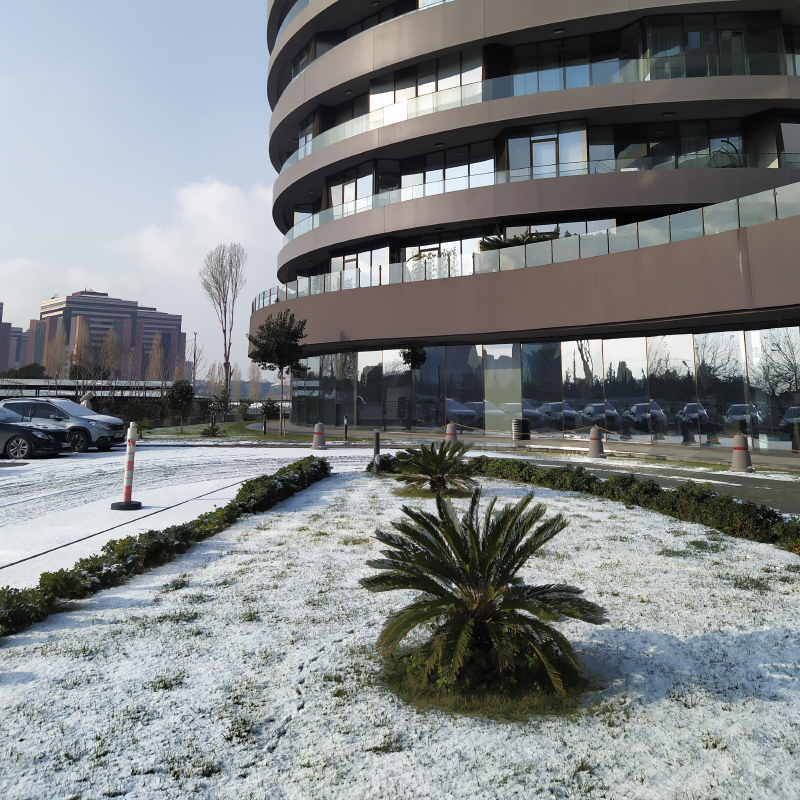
[688,539,724,553]
[340,536,371,546]
[657,548,693,558]
[144,672,185,691]
[391,486,473,500]
[149,420,312,443]
[380,650,593,722]
[729,575,771,592]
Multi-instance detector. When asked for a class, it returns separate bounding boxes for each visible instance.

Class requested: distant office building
[24,291,185,379]
[0,303,29,373]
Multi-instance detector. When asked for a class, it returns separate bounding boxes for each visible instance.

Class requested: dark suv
[0,406,73,459]
[0,398,125,452]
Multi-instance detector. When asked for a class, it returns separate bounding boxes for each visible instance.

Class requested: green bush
[394,440,477,493]
[470,456,800,550]
[0,456,331,638]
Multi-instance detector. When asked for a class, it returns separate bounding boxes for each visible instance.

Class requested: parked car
[499,401,546,428]
[622,401,668,434]
[463,399,507,428]
[778,407,800,434]
[445,397,479,427]
[675,402,713,433]
[537,401,582,430]
[579,401,622,430]
[724,403,761,436]
[0,398,125,452]
[0,406,73,459]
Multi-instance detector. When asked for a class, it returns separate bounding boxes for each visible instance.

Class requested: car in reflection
[578,401,622,430]
[0,406,73,459]
[778,407,800,434]
[499,401,546,428]
[675,403,713,433]
[445,398,479,428]
[537,402,582,430]
[463,399,508,429]
[724,403,761,436]
[621,401,668,433]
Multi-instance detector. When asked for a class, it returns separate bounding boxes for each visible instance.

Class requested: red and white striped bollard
[111,422,143,510]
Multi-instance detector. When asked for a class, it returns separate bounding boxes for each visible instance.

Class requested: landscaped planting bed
[1,469,798,799]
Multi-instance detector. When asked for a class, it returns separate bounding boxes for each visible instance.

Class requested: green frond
[439,615,475,680]
[374,597,453,653]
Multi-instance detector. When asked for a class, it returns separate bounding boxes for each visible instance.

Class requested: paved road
[514,454,800,516]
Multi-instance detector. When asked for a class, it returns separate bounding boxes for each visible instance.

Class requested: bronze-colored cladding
[272,76,800,223]
[251,216,800,355]
[276,168,800,282]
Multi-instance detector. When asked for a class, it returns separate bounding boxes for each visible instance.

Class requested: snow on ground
[0,448,380,589]
[1,466,799,800]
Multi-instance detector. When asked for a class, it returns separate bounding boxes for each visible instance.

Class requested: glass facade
[291,324,800,455]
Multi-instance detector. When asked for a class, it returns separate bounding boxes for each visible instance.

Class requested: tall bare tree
[146,333,167,398]
[190,333,205,397]
[44,326,71,391]
[248,361,261,403]
[230,363,242,402]
[199,243,247,397]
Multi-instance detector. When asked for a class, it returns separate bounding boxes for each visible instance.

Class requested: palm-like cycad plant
[361,488,607,696]
[394,440,476,494]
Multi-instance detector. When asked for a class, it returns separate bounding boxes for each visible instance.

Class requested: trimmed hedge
[367,453,800,554]
[0,456,331,638]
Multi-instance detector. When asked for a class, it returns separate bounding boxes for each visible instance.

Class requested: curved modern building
[252,0,800,453]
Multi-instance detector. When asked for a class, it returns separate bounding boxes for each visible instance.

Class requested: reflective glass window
[383,350,411,429]
[305,356,320,425]
[461,48,483,85]
[370,74,395,112]
[412,346,445,429]
[357,351,383,428]
[522,342,562,436]
[292,359,307,426]
[695,331,752,444]
[483,344,521,434]
[745,327,800,451]
[336,353,357,427]
[647,334,700,443]
[670,208,703,242]
[417,60,436,95]
[638,217,670,247]
[703,199,739,234]
[319,354,336,427]
[603,337,652,442]
[562,339,604,440]
[739,190,776,227]
[445,345,484,432]
[538,41,564,92]
[437,53,461,91]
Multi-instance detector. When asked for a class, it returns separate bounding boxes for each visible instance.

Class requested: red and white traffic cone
[111,422,143,510]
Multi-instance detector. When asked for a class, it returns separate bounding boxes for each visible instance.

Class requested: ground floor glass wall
[290,323,800,454]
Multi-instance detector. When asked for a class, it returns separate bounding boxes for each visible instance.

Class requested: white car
[0,398,126,453]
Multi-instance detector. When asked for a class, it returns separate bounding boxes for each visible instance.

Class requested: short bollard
[681,420,696,444]
[312,422,327,450]
[445,422,457,444]
[374,429,381,476]
[111,422,142,511]
[588,426,606,459]
[730,433,754,473]
[343,415,348,443]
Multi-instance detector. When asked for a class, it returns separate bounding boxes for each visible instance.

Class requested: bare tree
[72,323,95,397]
[248,361,261,403]
[44,326,71,391]
[205,361,224,400]
[189,333,205,397]
[146,333,167,398]
[199,243,247,397]
[231,363,242,402]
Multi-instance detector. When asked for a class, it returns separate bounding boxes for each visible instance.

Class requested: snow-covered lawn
[1,467,799,799]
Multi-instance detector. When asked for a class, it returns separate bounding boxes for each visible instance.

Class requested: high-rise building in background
[0,302,30,374]
[251,1,800,454]
[18,291,185,379]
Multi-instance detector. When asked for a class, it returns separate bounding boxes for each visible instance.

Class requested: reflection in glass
[292,358,307,426]
[647,334,700,444]
[745,327,800,451]
[356,351,382,428]
[445,345,484,432]
[382,350,411,429]
[695,331,752,446]
[483,344,521,434]
[522,343,562,436]
[305,356,321,426]
[562,340,604,439]
[603,337,653,442]
[412,346,445,429]
[320,354,337,427]
[336,352,357,427]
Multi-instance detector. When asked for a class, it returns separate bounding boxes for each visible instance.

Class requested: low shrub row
[367,453,800,554]
[0,456,332,638]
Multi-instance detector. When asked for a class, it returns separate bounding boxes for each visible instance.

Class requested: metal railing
[252,181,800,313]
[280,51,797,172]
[283,153,797,245]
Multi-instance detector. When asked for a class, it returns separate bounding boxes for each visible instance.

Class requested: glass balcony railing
[280,52,794,171]
[283,153,797,245]
[252,181,800,313]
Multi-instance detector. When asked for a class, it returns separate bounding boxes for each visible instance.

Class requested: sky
[0,0,281,375]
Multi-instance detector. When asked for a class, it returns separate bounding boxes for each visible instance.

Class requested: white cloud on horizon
[2,179,282,375]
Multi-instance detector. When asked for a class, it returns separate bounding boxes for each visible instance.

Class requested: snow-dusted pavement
[2,465,799,799]
[0,447,373,589]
